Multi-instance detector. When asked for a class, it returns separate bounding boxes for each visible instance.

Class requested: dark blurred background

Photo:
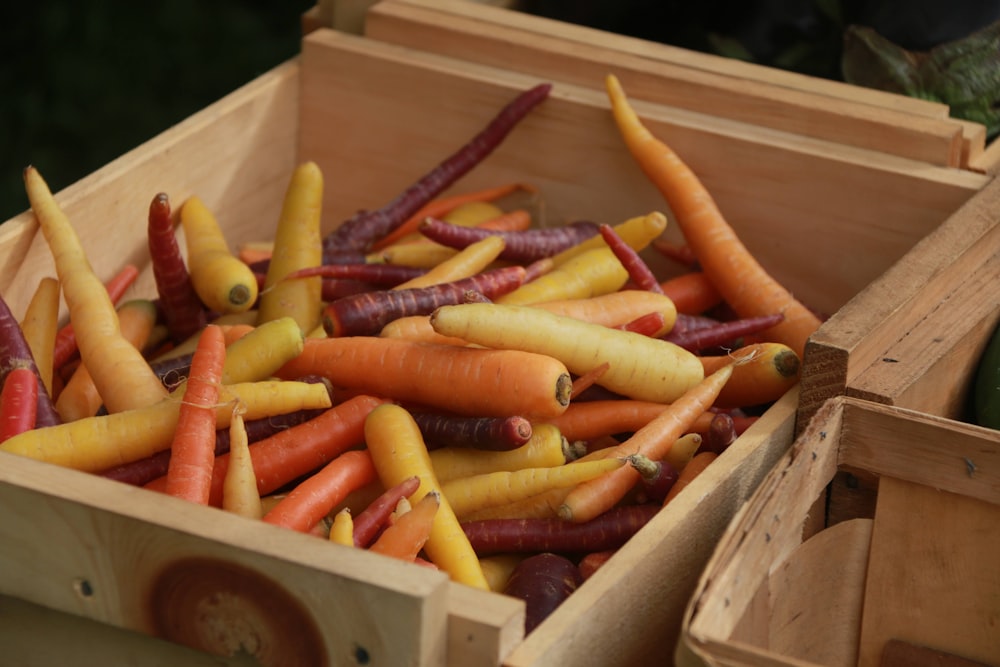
[3,0,998,223]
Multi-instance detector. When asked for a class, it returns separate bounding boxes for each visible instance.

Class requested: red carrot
[578,550,617,580]
[411,412,533,451]
[322,265,526,337]
[598,223,663,293]
[461,503,659,555]
[631,455,680,503]
[164,324,226,504]
[51,263,140,371]
[619,311,666,337]
[0,293,59,427]
[417,217,600,263]
[262,449,378,533]
[701,411,738,456]
[276,263,427,286]
[147,192,208,343]
[651,238,698,268]
[321,83,552,257]
[0,366,38,443]
[663,312,786,352]
[352,475,422,548]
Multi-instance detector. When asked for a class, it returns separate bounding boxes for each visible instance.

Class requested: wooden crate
[679,395,1000,666]
[0,25,992,667]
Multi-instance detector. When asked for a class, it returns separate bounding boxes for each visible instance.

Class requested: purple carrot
[0,293,60,427]
[149,352,194,391]
[279,263,427,286]
[352,475,422,548]
[321,82,553,257]
[412,411,533,451]
[700,412,738,456]
[503,553,582,634]
[322,279,382,302]
[461,503,659,556]
[629,454,679,504]
[147,193,208,343]
[417,217,600,262]
[599,223,664,293]
[663,312,786,352]
[462,290,492,304]
[99,405,328,486]
[322,265,526,337]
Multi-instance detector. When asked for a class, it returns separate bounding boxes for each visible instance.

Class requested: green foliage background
[1,1,313,223]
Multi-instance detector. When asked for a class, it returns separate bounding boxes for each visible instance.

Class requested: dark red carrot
[503,553,582,634]
[322,279,383,302]
[352,475,421,548]
[630,454,679,504]
[276,263,427,286]
[619,311,666,337]
[417,217,600,263]
[461,503,659,555]
[147,192,208,344]
[321,83,552,257]
[651,238,698,268]
[523,257,555,283]
[51,263,140,371]
[0,294,59,427]
[411,412,533,451]
[663,312,786,352]
[598,223,664,294]
[578,549,616,580]
[700,411,738,456]
[0,366,38,442]
[322,265,526,337]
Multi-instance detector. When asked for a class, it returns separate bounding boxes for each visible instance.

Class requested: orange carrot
[164,324,226,504]
[663,451,718,505]
[276,336,572,419]
[262,449,378,533]
[352,476,421,548]
[371,183,533,250]
[570,362,611,400]
[369,490,440,561]
[557,363,734,522]
[698,342,801,408]
[659,271,723,315]
[605,74,821,358]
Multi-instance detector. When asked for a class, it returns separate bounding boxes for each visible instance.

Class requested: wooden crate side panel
[798,175,1000,429]
[0,60,300,321]
[365,1,967,167]
[0,453,450,666]
[298,29,985,319]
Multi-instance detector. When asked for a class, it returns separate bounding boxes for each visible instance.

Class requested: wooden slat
[799,177,1000,429]
[366,0,967,167]
[0,452,451,666]
[858,476,1000,666]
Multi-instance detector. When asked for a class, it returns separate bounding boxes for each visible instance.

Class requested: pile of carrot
[1,75,820,634]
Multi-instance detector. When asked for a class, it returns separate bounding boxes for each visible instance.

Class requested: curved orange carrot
[659,271,723,315]
[558,363,734,523]
[277,336,573,419]
[262,449,377,532]
[540,399,717,442]
[698,342,801,408]
[369,490,440,561]
[663,451,718,505]
[605,74,821,358]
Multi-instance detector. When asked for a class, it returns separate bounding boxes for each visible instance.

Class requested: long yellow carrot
[548,211,667,266]
[496,246,629,305]
[23,167,168,413]
[392,234,506,290]
[429,423,568,482]
[19,276,60,396]
[258,161,324,333]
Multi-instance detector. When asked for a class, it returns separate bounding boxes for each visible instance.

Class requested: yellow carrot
[0,379,332,473]
[258,161,324,333]
[364,403,489,589]
[379,315,473,346]
[222,408,264,519]
[534,289,678,337]
[23,167,168,413]
[180,195,258,314]
[376,241,459,269]
[329,508,355,546]
[55,299,159,422]
[496,246,629,305]
[664,431,704,473]
[430,302,704,403]
[19,276,60,396]
[429,422,568,483]
[392,234,506,290]
[549,211,667,266]
[443,457,625,519]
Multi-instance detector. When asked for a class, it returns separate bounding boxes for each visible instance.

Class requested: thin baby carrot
[598,223,664,293]
[364,403,490,589]
[24,167,165,414]
[164,324,226,504]
[352,475,421,548]
[330,508,355,546]
[262,449,377,533]
[663,451,718,505]
[570,362,611,400]
[391,235,507,291]
[257,161,324,333]
[659,271,723,315]
[369,491,440,562]
[221,407,263,519]
[418,217,600,263]
[276,336,573,419]
[147,192,208,344]
[0,366,38,443]
[605,74,821,357]
[429,422,567,482]
[371,182,532,250]
[558,363,734,523]
[19,277,60,397]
